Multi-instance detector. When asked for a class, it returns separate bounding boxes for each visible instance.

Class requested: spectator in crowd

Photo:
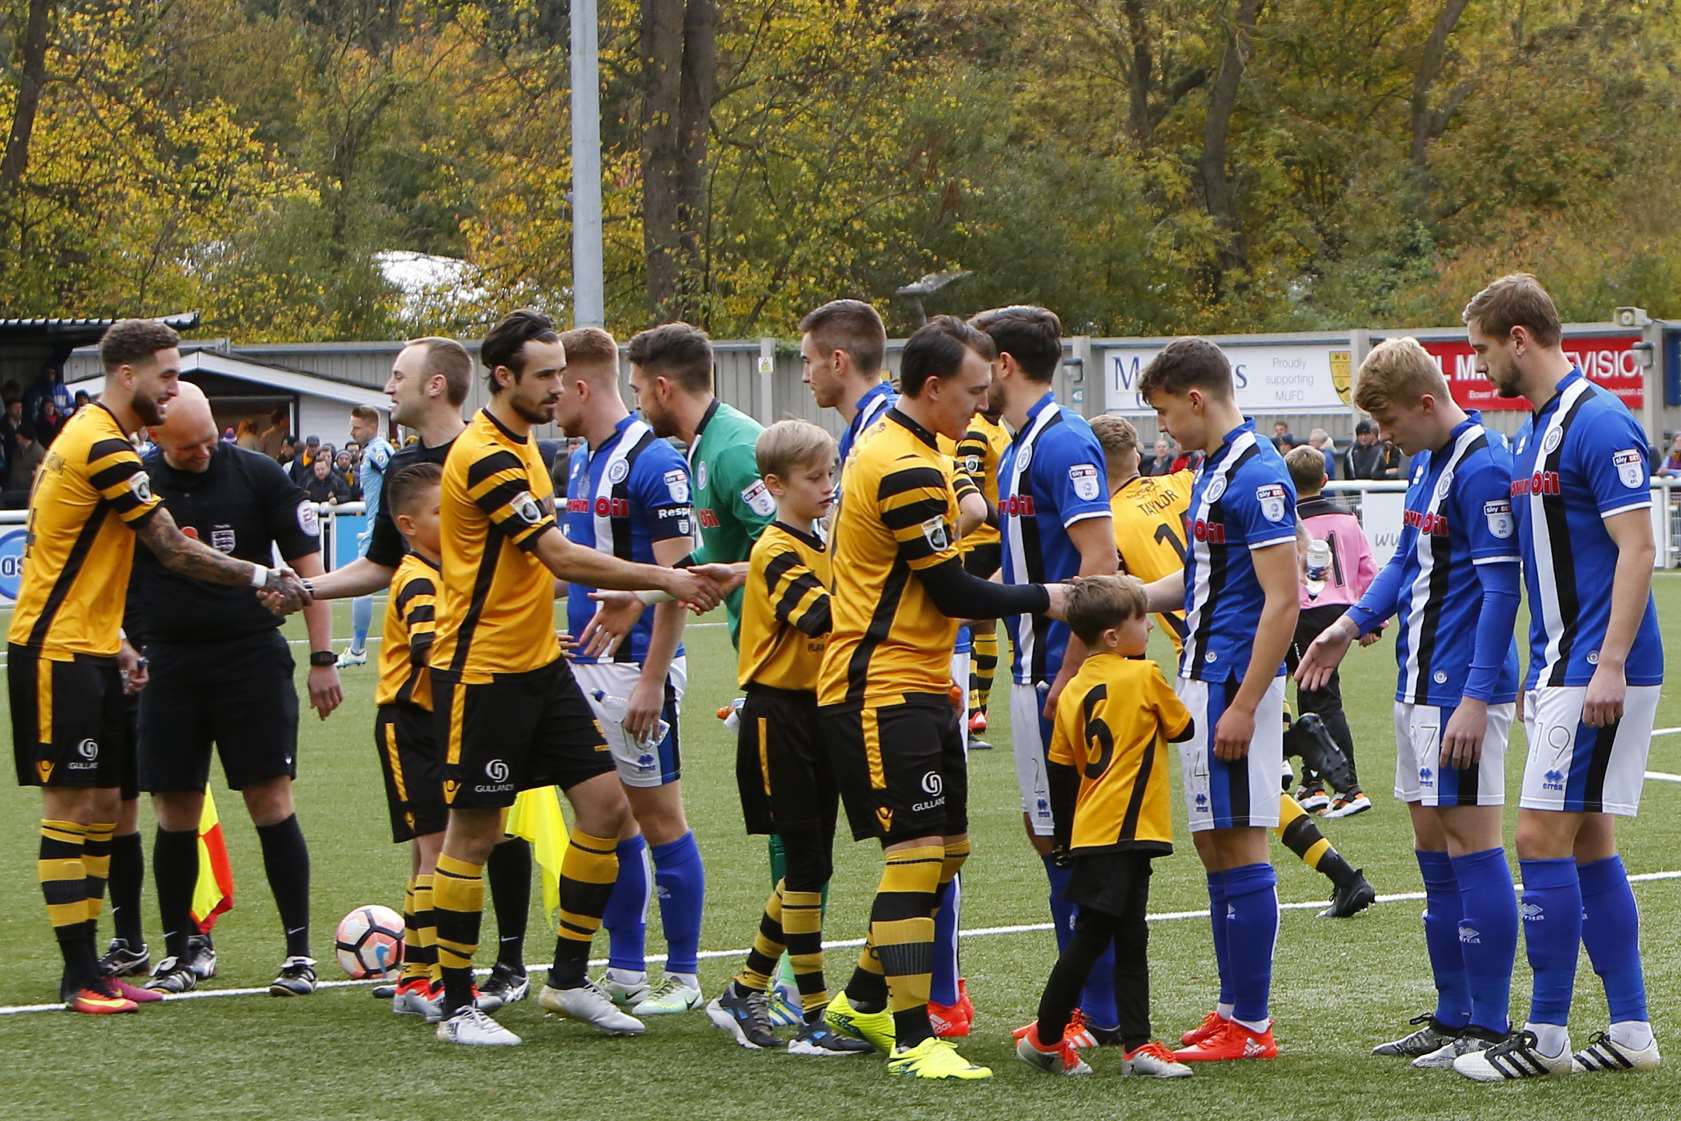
[7,423,45,491]
[0,397,22,467]
[38,399,64,446]
[235,418,260,449]
[1342,418,1403,479]
[1169,441,1201,474]
[333,448,359,497]
[71,390,92,416]
[1146,435,1175,475]
[1272,420,1293,449]
[22,363,71,437]
[278,435,297,466]
[289,434,322,484]
[301,453,352,504]
[1656,433,1681,478]
[1308,427,1337,480]
[259,407,289,459]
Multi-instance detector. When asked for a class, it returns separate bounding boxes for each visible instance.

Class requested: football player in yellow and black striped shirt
[706,420,872,1056]
[1089,414,1376,919]
[955,409,1009,736]
[817,316,1068,1080]
[424,310,730,1046]
[370,462,449,1019]
[1019,575,1193,1078]
[9,319,310,1014]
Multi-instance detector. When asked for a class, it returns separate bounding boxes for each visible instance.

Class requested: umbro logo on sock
[1459,926,1482,944]
[1520,902,1544,922]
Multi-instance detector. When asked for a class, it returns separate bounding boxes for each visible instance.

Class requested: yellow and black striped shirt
[430,408,561,683]
[738,521,830,691]
[376,553,438,710]
[1111,470,1194,649]
[955,412,1008,549]
[818,407,962,707]
[1048,651,1190,853]
[8,404,161,657]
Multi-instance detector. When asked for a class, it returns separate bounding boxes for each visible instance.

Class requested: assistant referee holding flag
[134,383,344,998]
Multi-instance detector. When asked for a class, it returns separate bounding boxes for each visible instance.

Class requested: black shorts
[375,704,447,843]
[120,692,139,802]
[963,542,1001,579]
[1066,848,1162,918]
[433,658,611,809]
[823,693,968,843]
[138,631,299,793]
[736,685,838,836]
[9,646,134,790]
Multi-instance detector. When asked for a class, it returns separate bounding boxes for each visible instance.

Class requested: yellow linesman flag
[505,786,569,932]
[189,787,235,931]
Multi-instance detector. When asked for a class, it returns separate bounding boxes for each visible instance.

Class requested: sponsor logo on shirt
[570,497,630,518]
[1403,509,1449,535]
[1511,472,1561,497]
[1192,519,1226,544]
[697,508,721,529]
[999,494,1037,517]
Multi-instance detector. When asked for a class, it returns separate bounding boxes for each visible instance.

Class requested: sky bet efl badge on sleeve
[1614,448,1645,489]
[1068,463,1101,501]
[1256,483,1288,523]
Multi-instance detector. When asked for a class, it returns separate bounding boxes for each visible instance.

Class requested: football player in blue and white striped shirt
[1137,338,1300,1063]
[1454,275,1663,1080]
[1298,337,1521,1070]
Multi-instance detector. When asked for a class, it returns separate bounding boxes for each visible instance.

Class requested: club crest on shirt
[512,491,543,525]
[607,459,630,485]
[129,471,152,504]
[920,514,950,552]
[1613,449,1644,489]
[963,453,981,475]
[1255,483,1288,523]
[1435,468,1454,499]
[1203,475,1226,504]
[663,469,689,504]
[1016,447,1032,473]
[1542,426,1563,454]
[742,479,776,516]
[1483,499,1514,539]
[695,461,708,491]
[1068,463,1101,501]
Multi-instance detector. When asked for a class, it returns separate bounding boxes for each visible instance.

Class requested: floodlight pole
[570,0,605,327]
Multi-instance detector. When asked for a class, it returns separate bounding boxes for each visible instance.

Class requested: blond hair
[755,419,835,480]
[1065,574,1147,645]
[1089,413,1138,460]
[1353,337,1450,415]
[1285,445,1328,494]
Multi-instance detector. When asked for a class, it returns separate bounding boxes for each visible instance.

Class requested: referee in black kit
[132,385,345,997]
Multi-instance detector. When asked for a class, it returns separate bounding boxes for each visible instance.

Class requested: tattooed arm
[135,508,310,613]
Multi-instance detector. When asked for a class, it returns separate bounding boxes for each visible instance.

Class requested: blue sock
[1044,856,1074,953]
[603,836,650,973]
[1578,854,1648,1025]
[1519,857,1582,1027]
[1451,847,1517,1035]
[1416,850,1471,1030]
[1224,863,1277,1025]
[351,594,372,652]
[651,832,705,977]
[1207,870,1233,1007]
[931,875,960,1006]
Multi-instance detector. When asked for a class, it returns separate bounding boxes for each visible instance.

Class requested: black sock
[487,837,531,971]
[153,827,199,961]
[256,815,311,958]
[110,831,145,947]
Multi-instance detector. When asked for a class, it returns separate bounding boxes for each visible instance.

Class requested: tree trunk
[1,0,53,195]
[640,0,713,323]
[1197,0,1260,286]
[1409,0,1472,167]
[1121,0,1154,144]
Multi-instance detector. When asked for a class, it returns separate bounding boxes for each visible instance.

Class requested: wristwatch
[309,650,337,667]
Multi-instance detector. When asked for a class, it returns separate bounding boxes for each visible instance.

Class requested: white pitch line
[1646,771,1681,783]
[4,869,1678,1019]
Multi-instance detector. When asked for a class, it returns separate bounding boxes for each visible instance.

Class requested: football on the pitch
[335,904,404,979]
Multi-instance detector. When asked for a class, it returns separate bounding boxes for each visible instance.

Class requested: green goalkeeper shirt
[685,398,774,646]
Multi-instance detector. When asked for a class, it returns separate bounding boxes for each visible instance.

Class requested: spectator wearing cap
[289,434,322,484]
[1342,418,1403,479]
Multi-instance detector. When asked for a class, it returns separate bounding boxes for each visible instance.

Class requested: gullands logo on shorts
[475,758,514,794]
[912,769,945,813]
[69,738,99,771]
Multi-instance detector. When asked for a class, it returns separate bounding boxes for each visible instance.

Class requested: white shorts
[569,656,687,789]
[1176,676,1285,832]
[951,651,971,755]
[1519,683,1660,816]
[1392,701,1512,807]
[1010,681,1054,836]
